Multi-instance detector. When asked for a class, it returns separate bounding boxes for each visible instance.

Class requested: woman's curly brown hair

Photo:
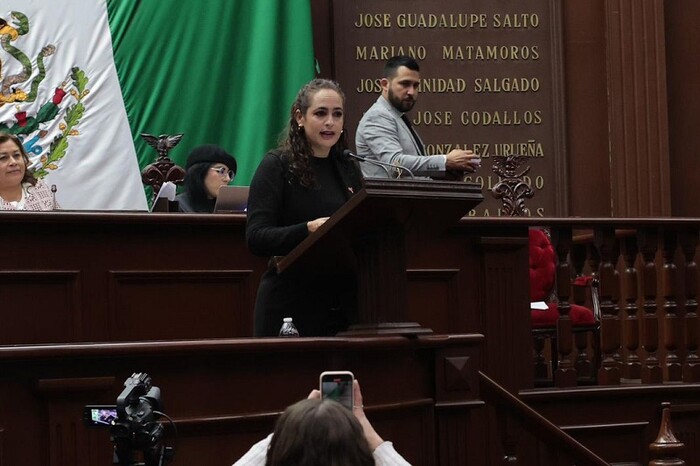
[281,79,348,188]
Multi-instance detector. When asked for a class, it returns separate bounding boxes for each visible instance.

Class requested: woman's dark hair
[182,162,216,212]
[0,132,37,186]
[281,79,348,189]
[266,398,374,466]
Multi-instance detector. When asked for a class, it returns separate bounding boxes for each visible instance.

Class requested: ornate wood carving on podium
[491,155,534,217]
[140,133,185,205]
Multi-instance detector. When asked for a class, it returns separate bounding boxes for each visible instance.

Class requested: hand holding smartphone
[319,371,354,410]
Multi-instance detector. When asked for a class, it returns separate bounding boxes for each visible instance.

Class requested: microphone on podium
[342,149,415,179]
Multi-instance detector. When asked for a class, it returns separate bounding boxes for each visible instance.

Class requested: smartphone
[83,405,118,427]
[319,371,354,410]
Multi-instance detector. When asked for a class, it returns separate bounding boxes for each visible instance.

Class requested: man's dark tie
[401,114,426,155]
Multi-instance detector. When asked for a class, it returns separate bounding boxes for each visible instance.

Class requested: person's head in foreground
[265,397,374,466]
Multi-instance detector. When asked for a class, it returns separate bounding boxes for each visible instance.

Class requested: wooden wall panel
[107,270,254,340]
[361,402,436,466]
[437,408,488,466]
[478,235,533,392]
[664,0,700,217]
[561,421,649,464]
[669,404,700,466]
[311,0,334,78]
[49,405,81,466]
[563,1,612,217]
[407,269,460,334]
[0,213,267,343]
[0,271,81,344]
[605,0,671,216]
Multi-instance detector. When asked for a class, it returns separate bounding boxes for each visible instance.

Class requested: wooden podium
[275,178,483,335]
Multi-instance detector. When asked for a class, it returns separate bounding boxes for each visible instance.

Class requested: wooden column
[572,242,593,379]
[477,230,533,394]
[639,228,663,383]
[354,224,408,324]
[621,235,641,380]
[680,229,700,382]
[661,232,682,381]
[595,226,621,385]
[551,227,576,387]
[605,0,671,216]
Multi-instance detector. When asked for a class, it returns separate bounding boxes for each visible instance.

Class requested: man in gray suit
[355,56,480,178]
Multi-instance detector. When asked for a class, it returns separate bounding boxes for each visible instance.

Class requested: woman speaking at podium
[246,79,364,337]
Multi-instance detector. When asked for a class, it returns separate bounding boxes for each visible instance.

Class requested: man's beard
[388,87,416,113]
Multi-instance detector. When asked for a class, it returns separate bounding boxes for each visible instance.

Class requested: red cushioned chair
[529,228,600,385]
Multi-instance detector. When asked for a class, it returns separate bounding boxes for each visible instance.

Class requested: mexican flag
[0,0,315,209]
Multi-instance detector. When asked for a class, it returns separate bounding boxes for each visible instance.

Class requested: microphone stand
[343,150,415,179]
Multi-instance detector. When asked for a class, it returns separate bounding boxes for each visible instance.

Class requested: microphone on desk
[51,184,58,211]
[342,150,415,179]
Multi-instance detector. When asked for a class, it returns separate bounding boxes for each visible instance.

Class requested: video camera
[86,372,174,466]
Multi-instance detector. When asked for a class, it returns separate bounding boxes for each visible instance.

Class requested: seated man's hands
[445,149,481,173]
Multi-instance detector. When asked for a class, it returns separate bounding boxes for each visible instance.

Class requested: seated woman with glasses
[176,144,237,213]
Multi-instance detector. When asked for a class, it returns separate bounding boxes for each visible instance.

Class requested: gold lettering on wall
[424,140,544,157]
[491,13,540,29]
[442,45,540,60]
[356,77,469,93]
[356,78,383,93]
[353,12,542,30]
[336,2,558,216]
[395,13,488,29]
[356,45,428,60]
[355,77,541,94]
[460,110,543,126]
[421,78,467,93]
[473,77,540,93]
[491,141,544,157]
[412,111,454,126]
[354,13,392,28]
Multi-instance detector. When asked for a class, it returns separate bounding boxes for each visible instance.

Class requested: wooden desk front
[0,212,267,343]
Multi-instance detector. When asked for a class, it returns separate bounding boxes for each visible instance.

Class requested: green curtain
[106,0,315,187]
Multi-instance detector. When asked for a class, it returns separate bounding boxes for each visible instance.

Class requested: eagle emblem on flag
[0,11,89,179]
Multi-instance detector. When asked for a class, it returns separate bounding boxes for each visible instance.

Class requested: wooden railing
[481,372,689,465]
[479,371,610,465]
[526,219,700,388]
